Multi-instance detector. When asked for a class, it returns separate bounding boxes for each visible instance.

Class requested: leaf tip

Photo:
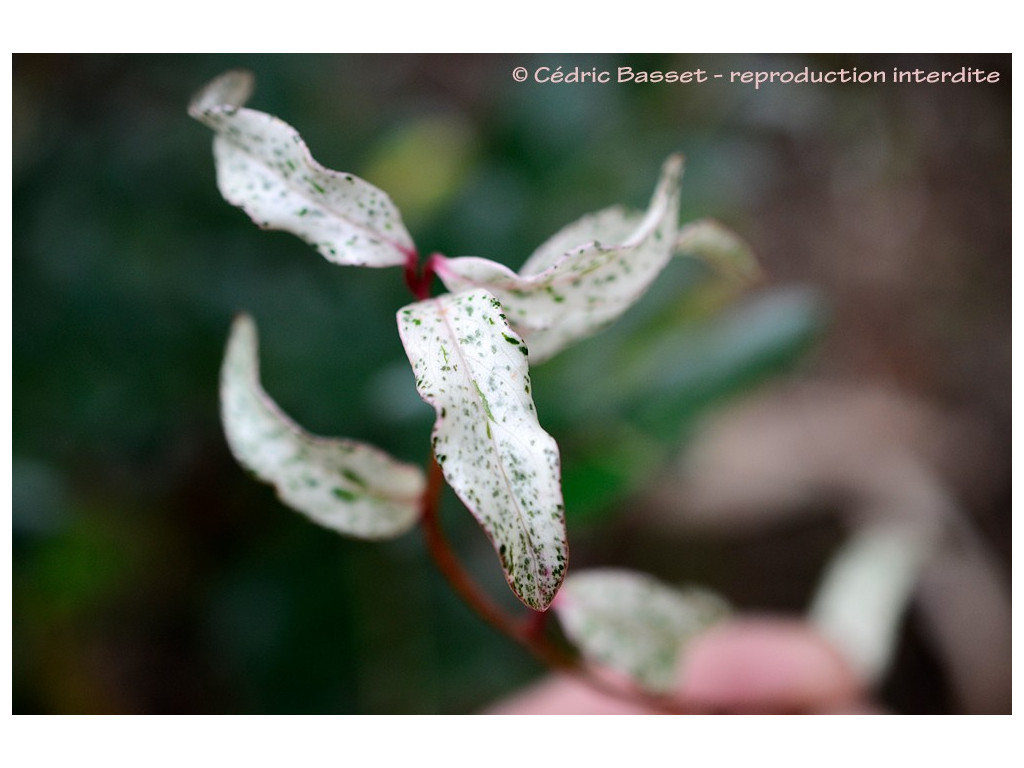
[188,69,255,120]
[224,311,256,362]
[656,153,685,200]
[663,152,685,176]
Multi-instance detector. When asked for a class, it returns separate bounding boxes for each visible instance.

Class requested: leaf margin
[433,153,685,363]
[396,289,568,610]
[553,567,730,693]
[220,313,425,540]
[189,70,417,269]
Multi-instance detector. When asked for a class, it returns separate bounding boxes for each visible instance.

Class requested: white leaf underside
[434,154,684,363]
[397,289,567,610]
[221,314,425,539]
[189,70,415,268]
[554,568,730,693]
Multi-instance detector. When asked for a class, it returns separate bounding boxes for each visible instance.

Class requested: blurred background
[12,53,1010,713]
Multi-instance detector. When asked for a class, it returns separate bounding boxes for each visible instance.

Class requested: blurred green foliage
[15,53,1005,713]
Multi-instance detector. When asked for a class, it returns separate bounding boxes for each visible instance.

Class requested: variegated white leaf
[675,218,762,284]
[221,314,425,539]
[553,568,730,693]
[189,70,416,268]
[433,154,684,363]
[396,289,567,610]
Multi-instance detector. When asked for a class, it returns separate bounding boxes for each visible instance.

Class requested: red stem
[403,249,425,300]
[403,250,440,301]
[419,455,527,643]
[418,452,702,713]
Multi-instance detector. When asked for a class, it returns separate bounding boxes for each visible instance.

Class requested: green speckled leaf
[221,314,425,539]
[189,70,415,268]
[397,290,567,610]
[675,218,762,284]
[433,154,684,363]
[553,569,730,693]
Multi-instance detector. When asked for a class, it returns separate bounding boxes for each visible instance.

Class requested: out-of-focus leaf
[396,289,566,610]
[553,568,729,692]
[810,524,936,685]
[361,115,479,228]
[528,284,824,518]
[624,286,827,441]
[433,154,683,363]
[221,314,425,539]
[189,70,416,268]
[675,218,762,285]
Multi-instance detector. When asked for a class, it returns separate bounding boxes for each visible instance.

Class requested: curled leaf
[553,568,729,693]
[397,290,567,610]
[221,314,425,539]
[189,70,416,268]
[433,154,684,363]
